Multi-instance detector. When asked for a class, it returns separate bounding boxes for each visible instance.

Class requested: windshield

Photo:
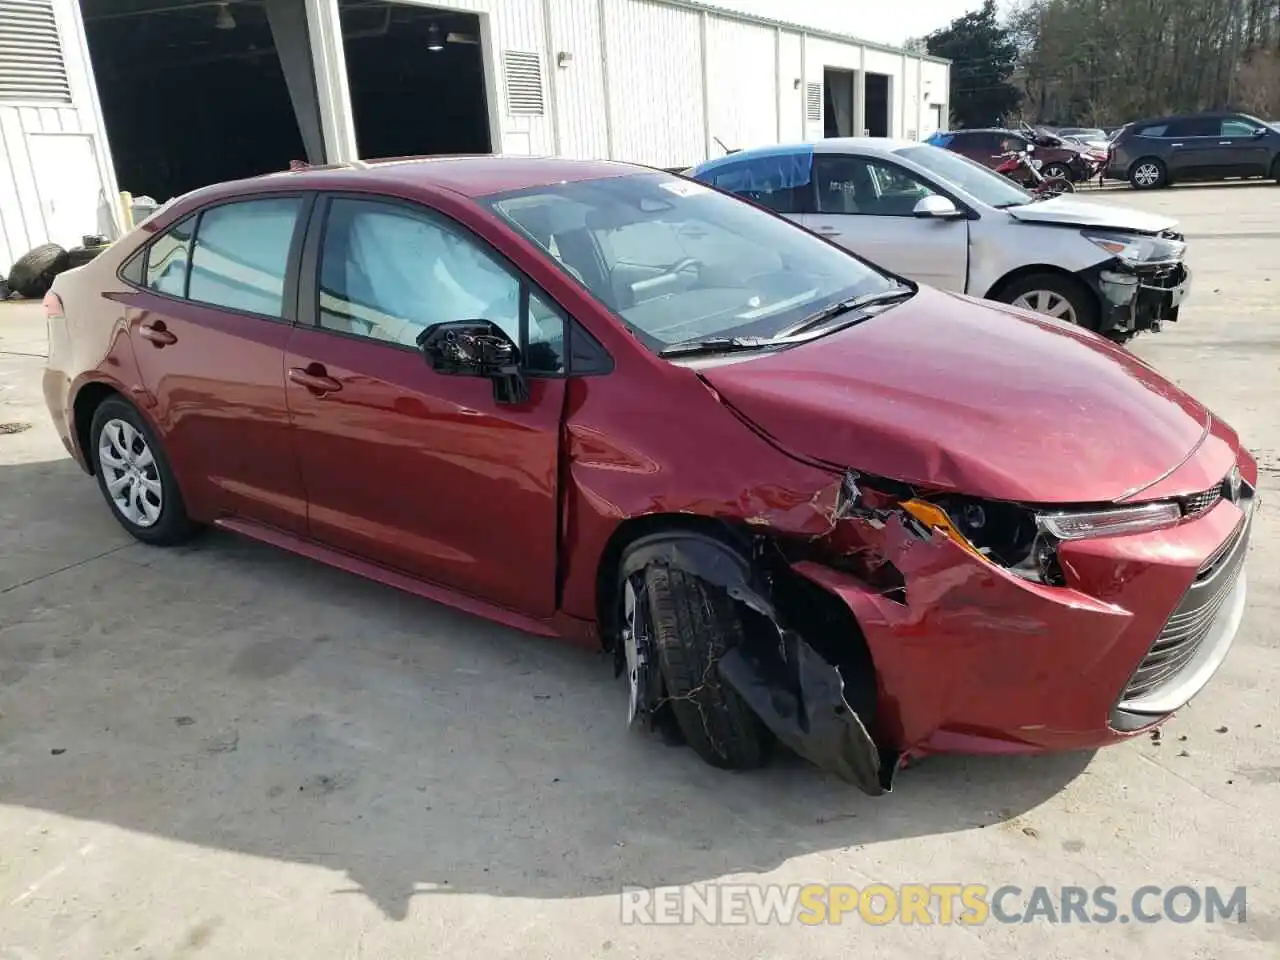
[483,173,900,349]
[893,144,1034,209]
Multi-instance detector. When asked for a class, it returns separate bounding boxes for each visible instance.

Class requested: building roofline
[648,0,951,64]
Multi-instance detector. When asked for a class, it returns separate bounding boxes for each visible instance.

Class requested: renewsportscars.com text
[620,883,1248,926]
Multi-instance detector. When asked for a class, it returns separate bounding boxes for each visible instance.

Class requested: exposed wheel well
[591,512,879,722]
[72,382,121,475]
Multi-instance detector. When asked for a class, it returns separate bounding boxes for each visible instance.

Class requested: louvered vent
[805,82,822,122]
[503,50,544,116]
[0,0,71,103]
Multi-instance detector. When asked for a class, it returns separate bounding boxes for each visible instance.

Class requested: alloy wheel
[98,418,163,527]
[1011,289,1078,324]
[1133,162,1161,187]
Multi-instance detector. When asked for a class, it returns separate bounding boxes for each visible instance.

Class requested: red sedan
[42,157,1256,794]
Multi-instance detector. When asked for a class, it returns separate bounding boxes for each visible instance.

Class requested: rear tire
[1042,163,1071,181]
[89,397,199,546]
[1129,158,1167,189]
[995,272,1100,332]
[643,564,771,771]
[1042,175,1074,194]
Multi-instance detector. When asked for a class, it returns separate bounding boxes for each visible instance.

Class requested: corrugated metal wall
[0,0,116,275]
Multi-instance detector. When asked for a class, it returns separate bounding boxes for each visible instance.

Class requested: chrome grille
[1182,485,1222,517]
[1121,514,1250,702]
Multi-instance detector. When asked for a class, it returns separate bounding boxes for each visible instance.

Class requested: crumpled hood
[701,287,1212,504]
[1006,195,1178,234]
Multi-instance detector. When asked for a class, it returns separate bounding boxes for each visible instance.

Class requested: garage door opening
[864,72,890,137]
[823,67,856,138]
[341,1,494,160]
[81,0,306,202]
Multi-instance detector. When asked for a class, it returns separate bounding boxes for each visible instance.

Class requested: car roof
[171,155,648,210]
[692,137,922,175]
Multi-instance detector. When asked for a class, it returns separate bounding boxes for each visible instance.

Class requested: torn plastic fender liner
[719,634,896,795]
[617,531,890,796]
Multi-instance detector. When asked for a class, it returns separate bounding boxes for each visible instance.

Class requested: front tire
[1042,163,1071,181]
[1129,158,1167,189]
[89,397,198,546]
[643,564,772,771]
[996,272,1100,331]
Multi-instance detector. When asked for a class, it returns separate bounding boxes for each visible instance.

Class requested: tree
[926,0,1022,127]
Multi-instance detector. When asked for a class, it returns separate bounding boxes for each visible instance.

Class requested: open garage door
[81,0,310,202]
[340,1,494,160]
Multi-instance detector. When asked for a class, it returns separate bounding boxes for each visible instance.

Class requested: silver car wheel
[98,417,163,528]
[622,578,641,726]
[1012,289,1078,324]
[1134,162,1161,187]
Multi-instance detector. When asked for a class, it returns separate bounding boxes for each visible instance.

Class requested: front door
[121,195,310,533]
[285,195,566,616]
[1217,117,1272,177]
[803,154,968,292]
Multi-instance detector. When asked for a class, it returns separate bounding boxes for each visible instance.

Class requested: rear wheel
[997,272,1100,332]
[1041,175,1074,195]
[89,397,199,546]
[1130,158,1166,189]
[1042,162,1071,181]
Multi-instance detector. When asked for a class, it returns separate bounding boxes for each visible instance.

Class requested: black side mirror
[416,320,529,404]
[1253,126,1267,138]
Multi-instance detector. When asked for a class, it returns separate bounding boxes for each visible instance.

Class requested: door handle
[1170,142,1183,147]
[138,321,177,346]
[1218,141,1232,145]
[288,364,342,395]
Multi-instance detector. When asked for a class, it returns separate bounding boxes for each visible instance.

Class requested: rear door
[283,194,569,615]
[121,195,311,533]
[801,153,967,292]
[1165,116,1221,178]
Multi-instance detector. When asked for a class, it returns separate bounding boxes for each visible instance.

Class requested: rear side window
[145,217,194,296]
[188,198,304,318]
[1136,124,1167,138]
[1167,117,1217,137]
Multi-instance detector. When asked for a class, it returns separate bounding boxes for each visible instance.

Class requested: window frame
[297,192,611,379]
[116,192,314,327]
[812,153,965,218]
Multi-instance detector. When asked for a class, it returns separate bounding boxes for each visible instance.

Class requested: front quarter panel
[968,216,1108,298]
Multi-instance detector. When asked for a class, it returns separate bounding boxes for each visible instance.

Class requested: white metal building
[0,0,949,275]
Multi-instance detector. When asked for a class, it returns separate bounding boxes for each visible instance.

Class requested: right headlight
[911,496,1184,587]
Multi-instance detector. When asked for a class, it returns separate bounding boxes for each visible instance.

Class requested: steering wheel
[669,257,702,276]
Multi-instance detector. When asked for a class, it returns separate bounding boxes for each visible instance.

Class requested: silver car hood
[1007,196,1178,235]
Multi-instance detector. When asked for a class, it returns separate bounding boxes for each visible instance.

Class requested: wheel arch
[71,380,123,476]
[984,262,1097,303]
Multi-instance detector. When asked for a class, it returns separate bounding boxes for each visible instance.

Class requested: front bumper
[1083,258,1191,337]
[791,452,1257,761]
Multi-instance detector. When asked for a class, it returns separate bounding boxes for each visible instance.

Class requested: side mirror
[913,195,962,219]
[1253,126,1267,138]
[417,320,529,404]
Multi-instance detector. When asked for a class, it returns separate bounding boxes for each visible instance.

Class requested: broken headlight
[917,497,1183,587]
[1083,230,1185,265]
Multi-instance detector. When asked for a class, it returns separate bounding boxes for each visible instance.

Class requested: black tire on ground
[643,564,772,770]
[995,271,1101,332]
[1129,157,1167,189]
[1042,175,1074,194]
[65,245,107,269]
[1042,163,1071,181]
[89,396,200,546]
[6,243,70,299]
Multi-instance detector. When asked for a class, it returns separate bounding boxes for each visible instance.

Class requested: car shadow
[0,457,1094,921]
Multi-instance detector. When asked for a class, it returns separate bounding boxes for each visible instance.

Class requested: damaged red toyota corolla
[43,157,1257,794]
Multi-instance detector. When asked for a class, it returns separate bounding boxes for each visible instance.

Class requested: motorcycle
[993,144,1075,196]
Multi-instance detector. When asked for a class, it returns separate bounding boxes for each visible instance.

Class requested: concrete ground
[1,183,1278,959]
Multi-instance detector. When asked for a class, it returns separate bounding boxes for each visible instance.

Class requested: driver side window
[317,198,564,373]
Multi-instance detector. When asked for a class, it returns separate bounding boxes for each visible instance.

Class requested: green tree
[926,0,1022,127]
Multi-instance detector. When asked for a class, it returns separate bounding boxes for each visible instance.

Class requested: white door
[801,153,967,291]
[26,134,106,250]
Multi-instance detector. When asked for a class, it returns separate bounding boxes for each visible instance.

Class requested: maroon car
[42,157,1256,794]
[939,127,1094,183]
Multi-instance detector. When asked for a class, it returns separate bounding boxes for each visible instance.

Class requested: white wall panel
[603,0,704,167]
[545,0,609,158]
[777,29,803,142]
[0,0,115,275]
[704,16,776,155]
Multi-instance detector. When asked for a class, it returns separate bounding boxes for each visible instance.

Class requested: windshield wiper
[658,336,776,358]
[772,286,914,340]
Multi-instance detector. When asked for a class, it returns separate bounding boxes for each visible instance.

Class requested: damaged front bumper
[1083,257,1191,338]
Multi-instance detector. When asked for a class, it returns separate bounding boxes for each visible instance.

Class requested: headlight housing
[1083,230,1185,265]
[917,496,1184,586]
